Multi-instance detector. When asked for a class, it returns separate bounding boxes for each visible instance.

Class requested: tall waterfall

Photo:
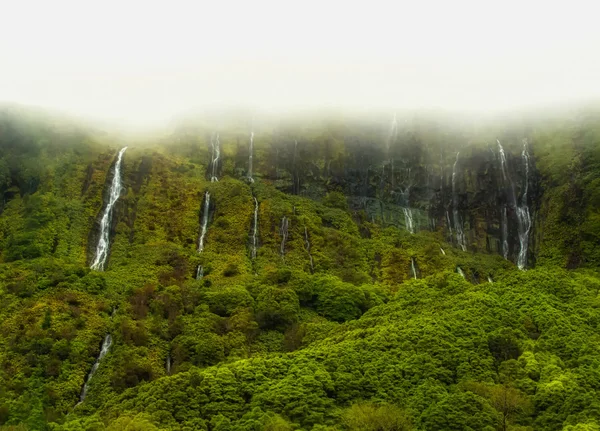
[251,197,259,259]
[198,192,210,252]
[280,217,289,257]
[79,334,112,403]
[452,153,467,251]
[501,205,509,259]
[400,185,414,233]
[90,147,128,271]
[446,210,453,238]
[411,258,417,279]
[304,226,314,272]
[497,139,532,270]
[516,141,532,270]
[457,267,466,279]
[402,207,414,234]
[166,354,172,375]
[210,133,220,182]
[248,131,254,183]
[196,265,204,280]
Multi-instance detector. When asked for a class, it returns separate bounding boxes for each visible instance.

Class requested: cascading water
[402,207,414,234]
[400,168,414,234]
[487,276,493,283]
[304,226,314,273]
[248,131,254,183]
[251,197,259,259]
[452,153,467,251]
[210,133,220,182]
[456,267,466,279]
[501,205,509,259]
[440,247,446,255]
[497,139,532,270]
[516,141,532,270]
[79,334,112,403]
[411,258,417,279]
[280,217,289,257]
[198,192,210,252]
[166,354,172,375]
[446,210,453,238]
[196,265,204,280]
[90,147,128,271]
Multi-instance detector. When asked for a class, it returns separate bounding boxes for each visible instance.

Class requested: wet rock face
[238,135,540,266]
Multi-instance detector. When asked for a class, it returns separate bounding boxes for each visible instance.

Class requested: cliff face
[183,120,542,269]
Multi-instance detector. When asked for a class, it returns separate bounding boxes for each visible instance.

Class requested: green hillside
[0,106,600,430]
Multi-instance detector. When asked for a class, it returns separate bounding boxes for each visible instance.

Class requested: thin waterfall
[166,354,172,375]
[452,153,467,251]
[402,207,414,234]
[487,276,493,283]
[411,258,417,279]
[78,334,112,403]
[248,131,254,183]
[440,247,446,255]
[446,210,453,239]
[497,139,532,269]
[501,205,509,259]
[400,168,414,233]
[198,192,210,252]
[196,265,204,280]
[457,267,466,279]
[304,226,314,272]
[251,197,259,259]
[516,141,532,270]
[91,147,128,271]
[210,133,220,182]
[280,217,289,257]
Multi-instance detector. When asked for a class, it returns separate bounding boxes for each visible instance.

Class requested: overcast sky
[1,0,599,129]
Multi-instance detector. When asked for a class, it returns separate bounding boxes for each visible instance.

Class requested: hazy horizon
[2,0,599,130]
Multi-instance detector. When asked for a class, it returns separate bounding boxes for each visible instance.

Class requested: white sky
[1,0,599,129]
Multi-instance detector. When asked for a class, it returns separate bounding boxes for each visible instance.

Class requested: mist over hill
[0,104,599,430]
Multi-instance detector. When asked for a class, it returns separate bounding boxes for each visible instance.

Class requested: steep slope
[0,106,599,430]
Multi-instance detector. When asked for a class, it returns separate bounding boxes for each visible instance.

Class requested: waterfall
[166,354,172,375]
[400,168,414,233]
[280,217,289,257]
[456,267,466,279]
[248,131,254,183]
[196,265,204,280]
[516,141,532,270]
[79,334,112,403]
[251,197,259,259]
[497,139,532,270]
[304,226,314,272]
[501,205,509,259]
[411,258,417,279]
[452,153,467,251]
[446,210,453,238]
[402,207,414,234]
[440,247,446,255]
[487,276,493,283]
[90,147,128,271]
[210,133,220,182]
[198,191,210,252]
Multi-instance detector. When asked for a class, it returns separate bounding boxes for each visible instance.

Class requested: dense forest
[0,104,600,430]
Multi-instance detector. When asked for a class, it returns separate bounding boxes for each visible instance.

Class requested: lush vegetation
[0,106,599,430]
